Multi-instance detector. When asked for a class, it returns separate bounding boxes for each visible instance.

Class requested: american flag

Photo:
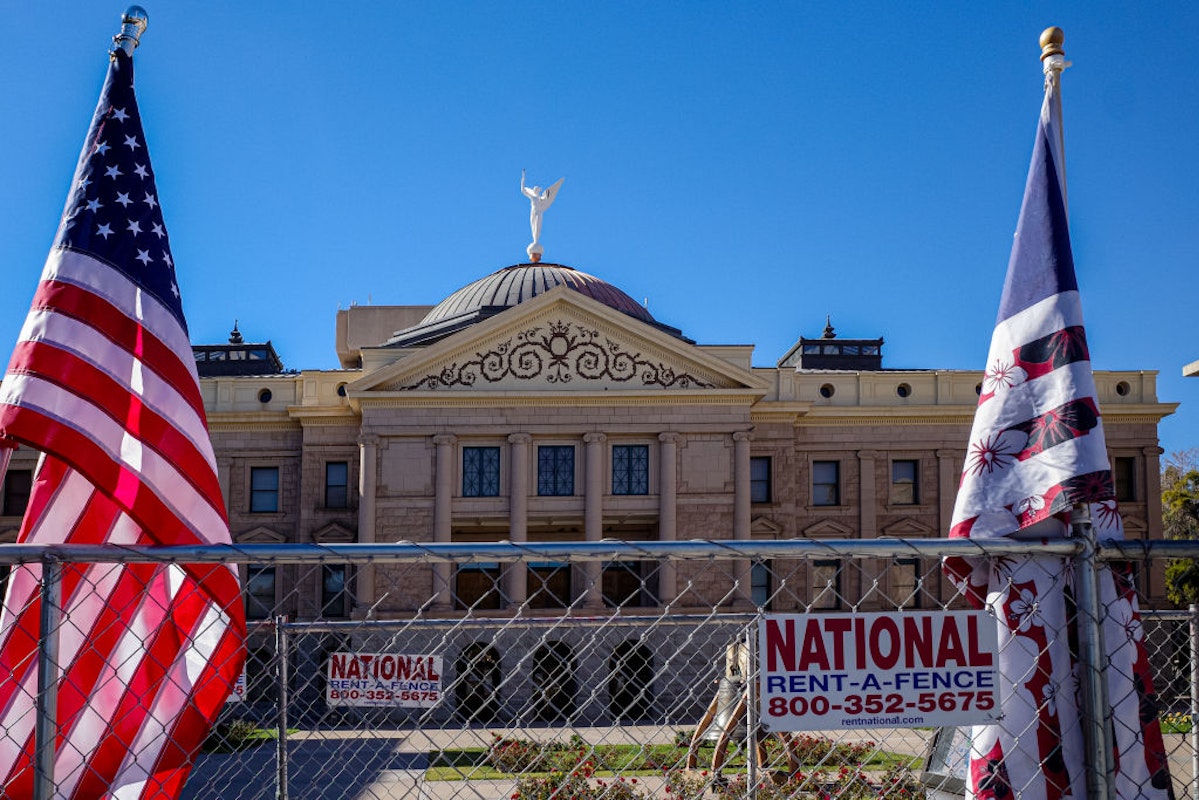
[0,49,245,798]
[944,53,1171,800]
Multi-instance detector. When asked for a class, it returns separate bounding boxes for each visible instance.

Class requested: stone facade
[0,265,1177,618]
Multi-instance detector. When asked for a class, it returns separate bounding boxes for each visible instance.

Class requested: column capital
[357,434,380,448]
[432,434,457,447]
[508,433,532,445]
[1142,446,1165,457]
[935,449,958,459]
[658,432,683,445]
[857,449,880,460]
[732,431,753,443]
[583,432,607,445]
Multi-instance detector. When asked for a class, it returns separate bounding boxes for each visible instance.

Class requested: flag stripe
[5,340,221,501]
[0,394,226,545]
[14,301,212,455]
[23,273,207,422]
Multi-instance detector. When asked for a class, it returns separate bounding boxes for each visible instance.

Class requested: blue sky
[3,3,1198,457]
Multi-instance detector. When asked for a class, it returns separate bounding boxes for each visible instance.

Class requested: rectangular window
[321,564,351,618]
[602,562,659,608]
[325,462,349,509]
[750,457,772,503]
[612,445,649,495]
[893,558,922,609]
[2,469,32,517]
[455,563,503,610]
[751,560,772,609]
[250,467,280,513]
[527,562,572,609]
[811,560,842,610]
[1114,457,1137,502]
[245,566,276,620]
[812,461,840,506]
[891,460,918,505]
[537,446,575,496]
[463,446,501,497]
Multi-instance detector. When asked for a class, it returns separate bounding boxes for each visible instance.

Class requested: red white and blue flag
[944,57,1171,799]
[0,49,245,798]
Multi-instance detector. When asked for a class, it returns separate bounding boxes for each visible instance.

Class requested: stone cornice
[354,391,763,409]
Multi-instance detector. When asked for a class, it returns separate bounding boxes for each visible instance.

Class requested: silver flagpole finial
[111,6,148,57]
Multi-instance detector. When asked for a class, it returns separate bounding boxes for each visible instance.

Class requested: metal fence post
[275,615,290,800]
[746,625,758,800]
[1190,604,1198,800]
[34,557,63,800]
[1072,506,1114,800]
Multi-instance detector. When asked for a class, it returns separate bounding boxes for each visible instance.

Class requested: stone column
[658,433,681,604]
[1143,446,1166,538]
[935,449,959,605]
[856,450,879,610]
[857,450,879,537]
[355,434,379,617]
[733,431,753,607]
[506,433,531,608]
[218,460,232,516]
[432,434,457,611]
[936,449,959,534]
[582,433,607,609]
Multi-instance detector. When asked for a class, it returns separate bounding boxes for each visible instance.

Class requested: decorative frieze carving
[399,321,715,390]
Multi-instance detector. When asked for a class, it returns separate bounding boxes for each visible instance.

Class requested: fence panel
[0,541,1193,799]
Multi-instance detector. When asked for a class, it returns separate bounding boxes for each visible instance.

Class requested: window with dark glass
[250,467,279,512]
[2,469,32,517]
[603,562,659,608]
[812,461,840,506]
[1114,457,1137,502]
[325,461,349,509]
[612,445,649,495]
[463,446,501,497]
[893,558,922,609]
[455,563,503,610]
[891,460,918,505]
[245,566,276,620]
[537,446,575,496]
[528,562,572,609]
[321,564,351,618]
[811,559,842,610]
[750,457,772,503]
[751,560,772,609]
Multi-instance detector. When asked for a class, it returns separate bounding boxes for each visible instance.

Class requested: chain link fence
[2,539,1197,799]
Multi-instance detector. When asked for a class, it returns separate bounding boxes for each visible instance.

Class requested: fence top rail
[0,537,1095,564]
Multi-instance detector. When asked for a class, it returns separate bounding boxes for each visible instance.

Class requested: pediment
[236,526,286,544]
[881,518,935,537]
[354,287,763,394]
[1122,516,1147,535]
[312,522,356,543]
[751,516,783,538]
[803,519,854,538]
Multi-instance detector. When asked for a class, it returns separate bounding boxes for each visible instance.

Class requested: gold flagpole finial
[111,6,148,57]
[1039,27,1065,61]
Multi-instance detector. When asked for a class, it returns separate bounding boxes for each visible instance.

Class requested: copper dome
[420,263,655,326]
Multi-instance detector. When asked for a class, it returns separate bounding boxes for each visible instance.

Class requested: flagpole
[1044,25,1117,800]
[34,9,150,799]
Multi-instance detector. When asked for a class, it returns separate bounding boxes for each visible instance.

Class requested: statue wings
[543,177,565,206]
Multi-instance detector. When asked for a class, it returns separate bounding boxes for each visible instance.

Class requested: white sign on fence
[325,652,443,708]
[224,671,246,703]
[759,611,999,731]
